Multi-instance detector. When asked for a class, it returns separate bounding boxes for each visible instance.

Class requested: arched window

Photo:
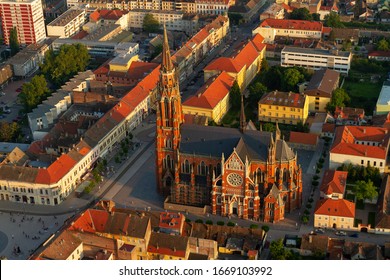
[256,168,262,183]
[164,98,169,126]
[182,160,190,174]
[165,155,172,170]
[198,161,206,175]
[275,168,280,182]
[216,163,221,177]
[283,168,288,182]
[165,139,172,149]
[249,200,254,209]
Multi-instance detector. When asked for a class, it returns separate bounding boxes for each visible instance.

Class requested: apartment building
[0,0,46,45]
[252,19,323,43]
[47,8,86,38]
[314,198,355,229]
[375,81,390,115]
[195,0,234,15]
[281,47,352,74]
[258,91,309,125]
[330,126,390,173]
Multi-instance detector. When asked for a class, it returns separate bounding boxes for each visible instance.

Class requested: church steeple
[162,24,174,72]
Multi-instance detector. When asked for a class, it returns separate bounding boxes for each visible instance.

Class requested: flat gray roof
[282,47,351,58]
[377,81,390,106]
[48,9,85,27]
[0,142,30,153]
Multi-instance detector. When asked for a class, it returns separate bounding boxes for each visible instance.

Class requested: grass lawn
[342,80,382,115]
[356,199,365,210]
[368,212,376,228]
[354,218,362,227]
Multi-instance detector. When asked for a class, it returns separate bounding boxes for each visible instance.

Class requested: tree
[261,59,269,73]
[18,75,50,112]
[150,44,163,60]
[353,180,378,201]
[248,82,267,104]
[311,13,321,21]
[9,27,19,56]
[324,12,344,28]
[0,122,21,142]
[295,121,309,133]
[282,68,304,92]
[40,44,90,87]
[377,38,389,51]
[229,81,241,109]
[326,88,350,113]
[262,122,275,132]
[289,8,312,20]
[228,12,243,25]
[269,239,298,260]
[263,66,283,90]
[142,14,160,34]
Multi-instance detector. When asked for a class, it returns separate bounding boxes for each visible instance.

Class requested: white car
[335,231,347,236]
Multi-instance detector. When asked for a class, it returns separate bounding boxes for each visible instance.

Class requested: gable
[225,150,244,171]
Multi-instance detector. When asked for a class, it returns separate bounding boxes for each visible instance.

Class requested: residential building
[300,234,329,257]
[314,198,355,229]
[304,69,340,112]
[228,0,267,23]
[183,71,235,123]
[334,106,365,125]
[375,81,390,115]
[7,42,49,77]
[194,0,233,15]
[47,8,86,38]
[0,63,13,87]
[203,33,266,90]
[127,9,198,35]
[330,126,389,173]
[331,28,359,45]
[0,0,46,45]
[321,123,336,139]
[252,19,323,43]
[259,3,285,21]
[258,91,309,125]
[368,51,390,61]
[290,0,321,13]
[318,3,339,20]
[147,232,189,260]
[320,170,348,199]
[158,212,186,235]
[288,131,318,150]
[156,26,302,222]
[281,47,352,74]
[375,174,390,234]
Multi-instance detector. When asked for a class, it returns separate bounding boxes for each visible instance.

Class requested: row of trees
[288,8,320,21]
[18,44,90,112]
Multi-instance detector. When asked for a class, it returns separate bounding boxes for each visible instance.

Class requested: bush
[304,209,310,215]
[317,162,323,169]
[316,168,321,174]
[84,186,92,194]
[261,225,270,232]
[322,151,327,157]
[301,215,309,224]
[313,175,320,181]
[308,198,314,203]
[227,221,236,227]
[115,156,121,163]
[312,181,319,187]
[195,219,203,224]
[319,158,324,164]
[216,221,225,226]
[185,218,191,223]
[206,220,213,225]
[250,224,259,229]
[306,203,312,209]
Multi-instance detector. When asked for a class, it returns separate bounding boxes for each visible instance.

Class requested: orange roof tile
[322,123,336,133]
[368,51,390,58]
[35,154,77,184]
[260,19,323,31]
[320,170,348,195]
[233,40,262,69]
[183,72,235,109]
[204,57,243,73]
[251,34,266,52]
[159,212,185,231]
[89,10,100,22]
[289,131,318,146]
[315,198,355,218]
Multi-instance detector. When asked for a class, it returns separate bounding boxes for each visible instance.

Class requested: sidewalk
[0,119,157,216]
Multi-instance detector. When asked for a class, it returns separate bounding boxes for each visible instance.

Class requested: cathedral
[156,27,302,222]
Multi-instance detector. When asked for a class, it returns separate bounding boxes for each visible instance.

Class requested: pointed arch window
[198,161,207,175]
[182,160,190,174]
[164,98,169,126]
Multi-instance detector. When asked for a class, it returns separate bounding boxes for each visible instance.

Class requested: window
[361,160,364,165]
[374,161,376,166]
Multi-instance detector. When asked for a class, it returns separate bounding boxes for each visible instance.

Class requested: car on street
[314,228,325,234]
[16,87,22,92]
[349,233,359,238]
[335,231,347,236]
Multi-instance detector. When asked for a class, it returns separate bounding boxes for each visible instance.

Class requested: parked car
[16,87,22,92]
[315,228,325,234]
[349,233,359,238]
[335,231,347,236]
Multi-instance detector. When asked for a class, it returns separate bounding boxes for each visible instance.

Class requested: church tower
[156,25,183,195]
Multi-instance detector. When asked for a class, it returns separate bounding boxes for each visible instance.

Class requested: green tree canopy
[262,122,275,132]
[326,88,350,113]
[289,8,312,20]
[9,27,19,56]
[352,180,378,201]
[269,239,299,260]
[0,122,21,142]
[248,82,267,104]
[324,12,344,28]
[230,81,241,109]
[18,75,50,112]
[40,44,90,87]
[150,44,163,60]
[377,38,389,51]
[282,68,304,92]
[143,14,160,34]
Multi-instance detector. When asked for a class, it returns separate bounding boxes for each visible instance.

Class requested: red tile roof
[35,154,77,184]
[334,107,365,121]
[320,170,348,195]
[159,212,185,231]
[315,198,355,218]
[71,30,88,40]
[183,72,235,109]
[233,39,264,69]
[204,57,243,73]
[331,126,389,159]
[289,131,318,146]
[322,123,336,133]
[368,51,390,58]
[259,91,306,108]
[260,19,323,31]
[322,26,332,34]
[89,10,100,22]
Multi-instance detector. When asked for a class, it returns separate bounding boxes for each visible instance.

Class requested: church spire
[162,24,174,72]
[240,93,246,133]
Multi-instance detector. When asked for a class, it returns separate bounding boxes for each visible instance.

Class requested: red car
[16,87,22,92]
